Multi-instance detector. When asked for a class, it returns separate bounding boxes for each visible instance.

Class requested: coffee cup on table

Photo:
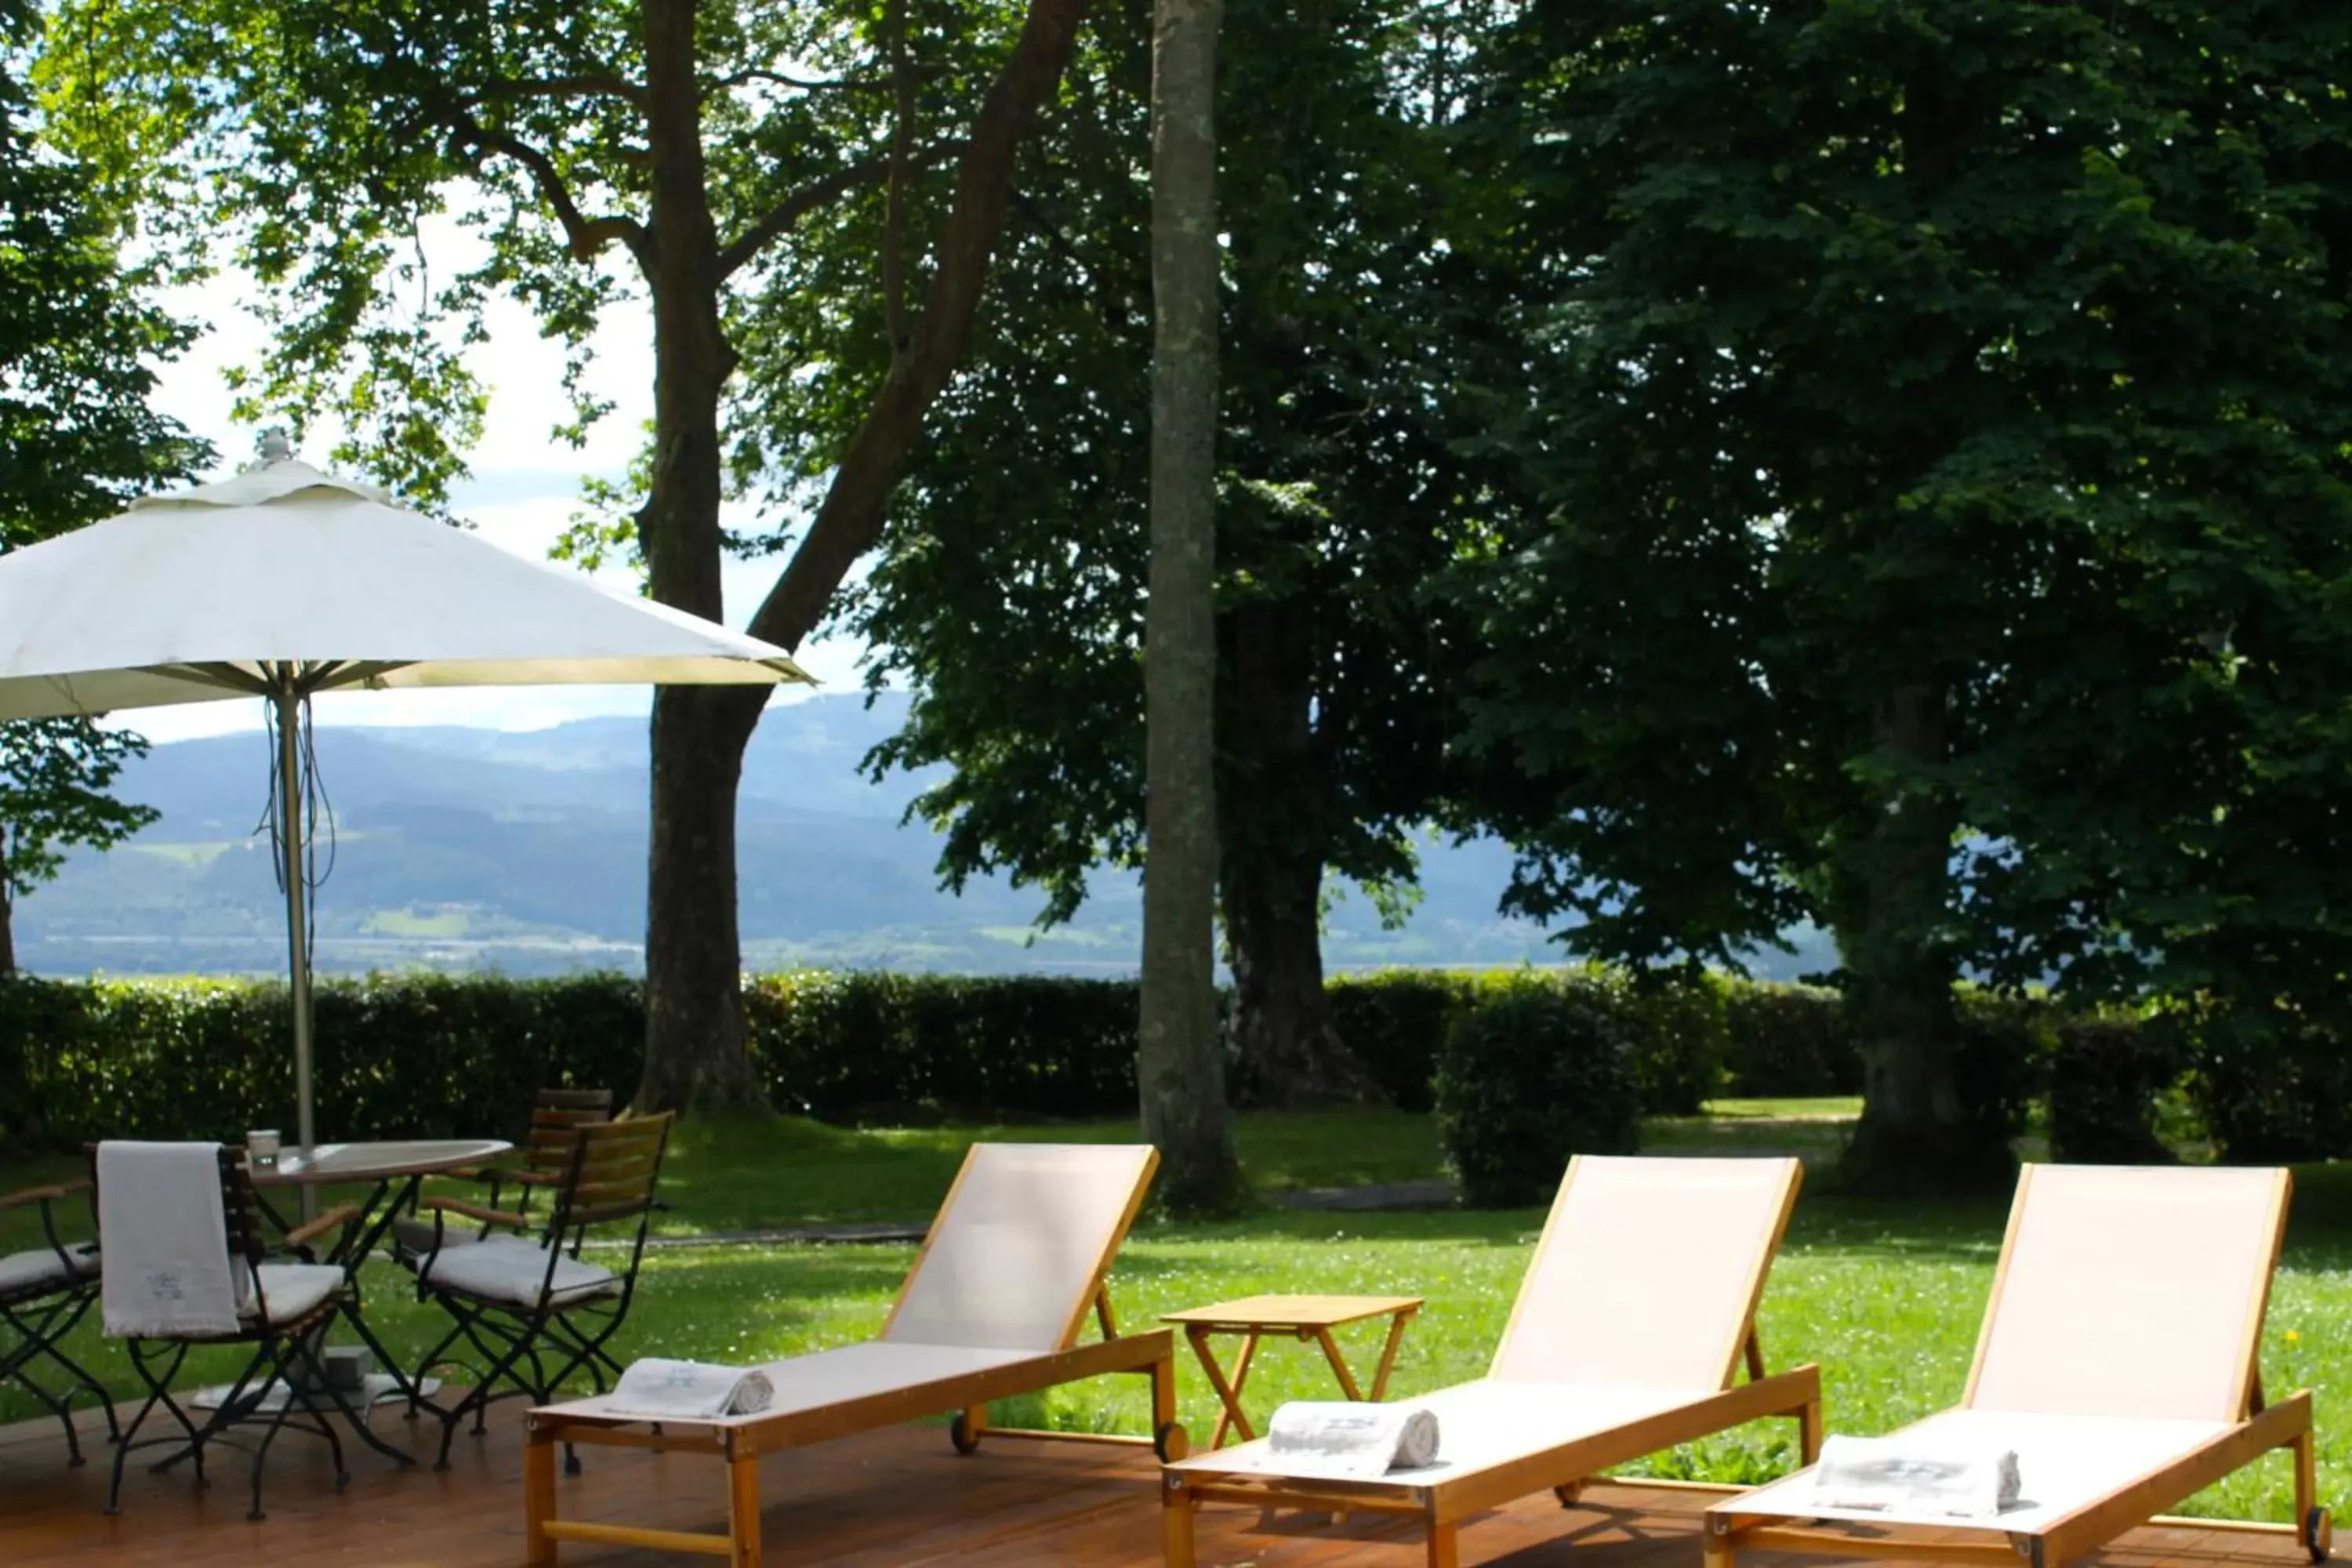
[247,1129,281,1168]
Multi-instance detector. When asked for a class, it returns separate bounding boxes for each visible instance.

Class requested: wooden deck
[0,1398,2325,1567]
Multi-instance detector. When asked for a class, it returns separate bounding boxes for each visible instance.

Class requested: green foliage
[1719,985,1861,1099]
[1433,978,1639,1208]
[746,972,1138,1123]
[0,971,1145,1149]
[1,2,206,946]
[1584,971,1729,1117]
[2184,1006,2352,1166]
[0,722,157,902]
[1324,971,1474,1113]
[2048,1015,2180,1165]
[1455,0,2352,1180]
[845,0,1489,997]
[1950,989,2054,1161]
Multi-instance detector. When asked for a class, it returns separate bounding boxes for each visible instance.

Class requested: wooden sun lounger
[523,1142,1181,1566]
[1705,1163,2329,1568]
[1163,1155,1823,1568]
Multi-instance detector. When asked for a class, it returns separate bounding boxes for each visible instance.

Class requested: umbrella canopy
[0,456,811,717]
[0,448,815,1174]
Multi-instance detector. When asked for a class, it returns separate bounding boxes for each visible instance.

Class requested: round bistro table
[196,1138,514,1442]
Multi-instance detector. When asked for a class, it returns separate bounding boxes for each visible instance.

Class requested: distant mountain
[19,692,1708,979]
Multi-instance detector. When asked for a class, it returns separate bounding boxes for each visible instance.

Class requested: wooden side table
[1161,1293,1423,1450]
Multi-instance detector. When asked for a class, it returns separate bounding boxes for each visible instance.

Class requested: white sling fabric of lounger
[546,1144,1157,1426]
[1707,1163,2312,1563]
[1170,1156,1802,1486]
[884,1143,1156,1351]
[1966,1164,2282,1422]
[1189,1380,1711,1483]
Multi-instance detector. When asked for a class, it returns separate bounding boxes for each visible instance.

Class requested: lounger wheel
[950,1413,982,1455]
[2305,1505,2330,1563]
[1154,1422,1188,1464]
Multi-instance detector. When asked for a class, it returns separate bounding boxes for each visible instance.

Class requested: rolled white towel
[603,1359,775,1419]
[1265,1401,1441,1478]
[1812,1433,2021,1518]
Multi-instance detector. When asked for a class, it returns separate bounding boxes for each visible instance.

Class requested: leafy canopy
[844,0,1495,928]
[1456,0,2352,1021]
[2,0,205,902]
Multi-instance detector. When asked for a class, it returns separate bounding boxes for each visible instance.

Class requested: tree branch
[715,140,967,281]
[706,66,893,96]
[463,73,648,111]
[442,108,650,266]
[736,0,1091,659]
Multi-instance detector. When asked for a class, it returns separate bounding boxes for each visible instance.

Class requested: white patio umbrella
[0,441,814,1169]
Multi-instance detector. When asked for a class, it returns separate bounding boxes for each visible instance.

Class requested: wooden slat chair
[524,1142,1181,1566]
[454,1086,616,1227]
[0,1178,113,1465]
[1164,1155,1823,1568]
[93,1142,379,1521]
[409,1111,673,1470]
[1705,1163,2328,1568]
[396,1087,615,1256]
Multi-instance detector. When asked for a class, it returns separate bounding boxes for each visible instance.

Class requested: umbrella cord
[259,695,339,965]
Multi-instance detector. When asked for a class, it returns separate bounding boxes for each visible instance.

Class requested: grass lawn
[4,1103,2346,1526]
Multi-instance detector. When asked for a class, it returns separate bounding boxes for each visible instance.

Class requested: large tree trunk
[633,0,766,1115]
[1834,681,2000,1191]
[641,689,768,1112]
[1221,854,1367,1109]
[658,0,1091,1112]
[1138,0,1243,1214]
[1218,597,1370,1107]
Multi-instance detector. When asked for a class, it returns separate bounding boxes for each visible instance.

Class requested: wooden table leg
[1368,1307,1415,1401]
[1312,1327,1365,1402]
[1187,1324,1262,1449]
[524,1427,558,1566]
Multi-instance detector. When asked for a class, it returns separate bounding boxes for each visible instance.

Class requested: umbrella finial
[255,426,296,466]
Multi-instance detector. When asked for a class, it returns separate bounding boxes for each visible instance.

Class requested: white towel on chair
[1812,1432,2022,1518]
[97,1142,244,1338]
[603,1359,776,1418]
[1265,1401,1442,1478]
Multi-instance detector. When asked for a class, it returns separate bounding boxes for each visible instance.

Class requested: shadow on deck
[0,1399,2324,1568]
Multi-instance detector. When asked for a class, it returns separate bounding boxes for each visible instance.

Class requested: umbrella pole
[274,682,319,1221]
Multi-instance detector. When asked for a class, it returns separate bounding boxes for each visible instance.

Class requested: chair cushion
[0,1241,98,1303]
[390,1214,486,1263]
[418,1236,618,1308]
[249,1263,345,1328]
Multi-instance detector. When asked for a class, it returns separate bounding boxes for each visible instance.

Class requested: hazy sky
[127,262,866,743]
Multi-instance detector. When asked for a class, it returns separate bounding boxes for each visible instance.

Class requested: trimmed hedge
[2184,1007,2352,1164]
[1434,978,1640,1207]
[0,966,2310,1171]
[0,971,1138,1151]
[2048,1017,2179,1164]
[746,971,1137,1122]
[1719,983,1860,1098]
[0,973,641,1149]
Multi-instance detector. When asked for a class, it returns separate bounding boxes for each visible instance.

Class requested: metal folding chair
[96,1142,390,1520]
[409,1112,673,1470]
[0,1178,114,1465]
